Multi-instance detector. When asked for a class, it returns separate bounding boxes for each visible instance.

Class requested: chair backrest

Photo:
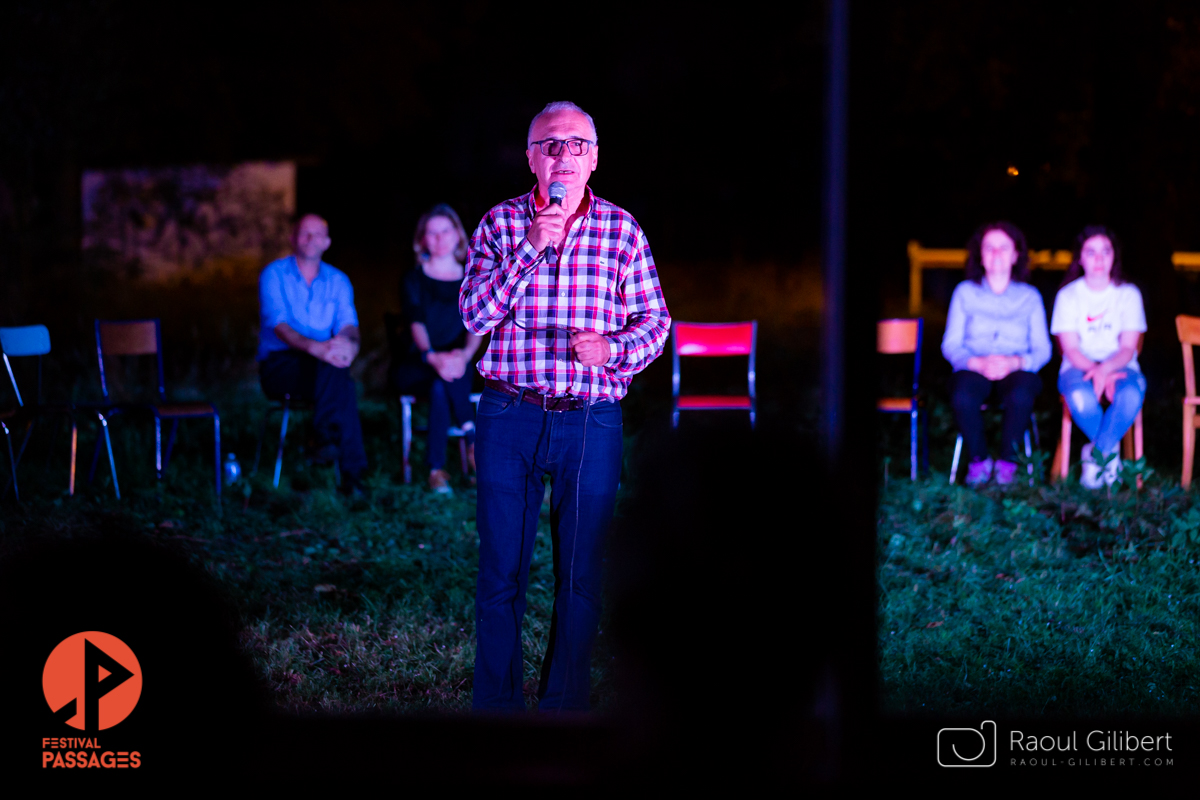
[95,319,165,400]
[1179,315,1200,399]
[0,324,51,407]
[671,321,757,398]
[877,319,920,354]
[0,325,51,357]
[878,318,923,398]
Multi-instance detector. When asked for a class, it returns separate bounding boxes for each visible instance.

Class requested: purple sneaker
[994,459,1019,485]
[965,457,994,486]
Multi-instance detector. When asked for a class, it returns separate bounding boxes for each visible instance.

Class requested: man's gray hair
[527,101,598,146]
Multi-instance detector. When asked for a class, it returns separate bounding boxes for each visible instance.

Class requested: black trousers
[949,369,1041,463]
[390,360,477,471]
[260,350,367,477]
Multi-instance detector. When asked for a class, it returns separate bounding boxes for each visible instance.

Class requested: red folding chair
[671,321,757,429]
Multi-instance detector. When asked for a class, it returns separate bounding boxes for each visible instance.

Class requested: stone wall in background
[82,161,296,281]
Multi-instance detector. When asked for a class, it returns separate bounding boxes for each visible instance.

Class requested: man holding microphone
[460,101,670,711]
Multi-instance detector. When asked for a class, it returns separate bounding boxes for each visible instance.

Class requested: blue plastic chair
[0,325,73,500]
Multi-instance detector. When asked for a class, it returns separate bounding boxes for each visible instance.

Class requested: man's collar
[528,184,594,217]
[289,255,326,279]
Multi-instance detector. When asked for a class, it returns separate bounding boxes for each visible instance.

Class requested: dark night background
[6,0,1200,786]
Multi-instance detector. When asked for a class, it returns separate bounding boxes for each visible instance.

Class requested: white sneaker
[1080,443,1104,490]
[1102,446,1122,486]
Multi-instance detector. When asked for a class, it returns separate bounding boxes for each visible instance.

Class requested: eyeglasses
[528,138,594,157]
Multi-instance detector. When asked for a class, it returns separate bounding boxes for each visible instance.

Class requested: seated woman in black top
[390,204,484,494]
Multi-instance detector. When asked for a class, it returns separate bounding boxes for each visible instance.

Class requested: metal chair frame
[252,394,315,489]
[90,319,221,499]
[877,318,927,480]
[0,325,77,501]
[671,320,758,430]
[400,392,481,484]
[948,405,1038,485]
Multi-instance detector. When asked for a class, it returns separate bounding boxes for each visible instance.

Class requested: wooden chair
[1053,334,1144,488]
[91,319,222,499]
[877,319,925,480]
[1178,315,1200,488]
[671,321,757,430]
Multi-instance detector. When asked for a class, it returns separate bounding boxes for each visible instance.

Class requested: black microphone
[549,181,567,206]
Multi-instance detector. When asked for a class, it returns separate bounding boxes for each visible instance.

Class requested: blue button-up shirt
[257,256,359,361]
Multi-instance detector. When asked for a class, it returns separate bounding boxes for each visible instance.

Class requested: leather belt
[485,378,590,412]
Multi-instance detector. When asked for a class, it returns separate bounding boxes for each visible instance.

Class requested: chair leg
[15,419,34,468]
[1030,412,1040,450]
[1186,404,1197,490]
[163,419,179,472]
[274,400,291,489]
[88,423,103,484]
[213,413,221,500]
[1135,409,1144,460]
[909,409,917,481]
[921,403,930,475]
[949,434,963,485]
[401,396,413,484]
[69,421,78,496]
[252,406,270,477]
[1133,409,1144,490]
[2,422,17,502]
[99,412,120,499]
[155,417,163,480]
[1024,429,1034,485]
[1058,399,1073,482]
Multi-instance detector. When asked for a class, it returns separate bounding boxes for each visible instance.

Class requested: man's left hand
[570,332,610,367]
[327,334,358,368]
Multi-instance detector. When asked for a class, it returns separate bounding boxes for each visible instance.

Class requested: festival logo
[42,632,142,731]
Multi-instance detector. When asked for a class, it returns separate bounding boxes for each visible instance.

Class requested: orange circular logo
[42,632,142,731]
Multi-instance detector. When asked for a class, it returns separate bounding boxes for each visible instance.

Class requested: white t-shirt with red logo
[1050,277,1147,373]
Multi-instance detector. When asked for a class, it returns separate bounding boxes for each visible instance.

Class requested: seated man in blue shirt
[258,213,367,493]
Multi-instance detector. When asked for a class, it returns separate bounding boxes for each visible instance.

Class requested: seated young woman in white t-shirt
[1049,226,1147,489]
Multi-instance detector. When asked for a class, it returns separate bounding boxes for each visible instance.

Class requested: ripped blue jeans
[1058,366,1146,455]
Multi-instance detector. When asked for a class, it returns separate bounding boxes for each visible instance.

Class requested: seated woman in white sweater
[942,221,1051,485]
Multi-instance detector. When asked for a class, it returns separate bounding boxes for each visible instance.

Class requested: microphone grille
[548,181,567,203]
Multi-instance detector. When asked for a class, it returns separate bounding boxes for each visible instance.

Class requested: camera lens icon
[937,720,997,767]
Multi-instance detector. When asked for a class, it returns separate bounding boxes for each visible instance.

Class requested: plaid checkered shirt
[460,186,670,402]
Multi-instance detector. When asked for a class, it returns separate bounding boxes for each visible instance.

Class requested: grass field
[0,257,820,720]
[1,395,619,713]
[878,395,1200,716]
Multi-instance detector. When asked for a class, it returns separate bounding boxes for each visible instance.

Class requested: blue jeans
[471,387,623,712]
[1058,366,1146,455]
